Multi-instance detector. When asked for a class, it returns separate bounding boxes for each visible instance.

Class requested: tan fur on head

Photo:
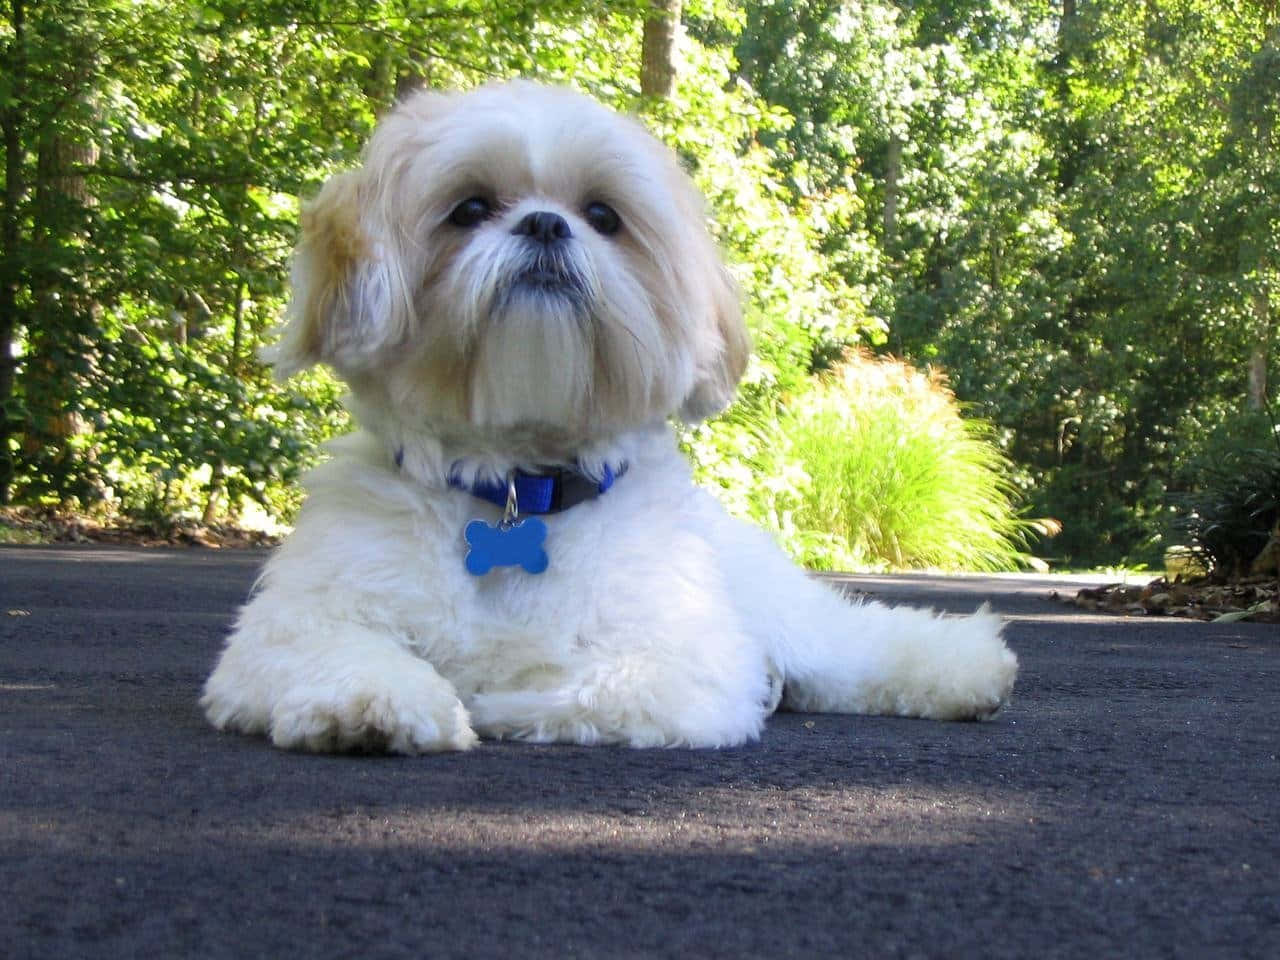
[275,80,749,437]
[678,258,749,422]
[273,170,414,377]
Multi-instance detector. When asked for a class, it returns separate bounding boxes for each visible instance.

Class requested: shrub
[1167,413,1280,578]
[710,351,1041,571]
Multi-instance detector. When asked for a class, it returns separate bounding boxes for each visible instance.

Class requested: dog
[201,81,1017,753]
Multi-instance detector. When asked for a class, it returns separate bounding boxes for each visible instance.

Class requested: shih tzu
[201,81,1017,753]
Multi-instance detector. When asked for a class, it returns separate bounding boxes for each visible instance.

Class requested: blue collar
[449,463,625,514]
[450,463,625,514]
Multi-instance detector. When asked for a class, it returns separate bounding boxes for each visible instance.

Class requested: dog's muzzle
[503,251,591,311]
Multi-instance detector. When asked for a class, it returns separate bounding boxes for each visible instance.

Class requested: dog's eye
[584,201,621,236]
[448,197,492,228]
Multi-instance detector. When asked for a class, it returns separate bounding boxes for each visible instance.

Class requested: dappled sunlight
[2,783,1039,858]
[245,785,1037,854]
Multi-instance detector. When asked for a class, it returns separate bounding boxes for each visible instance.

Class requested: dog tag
[463,517,549,575]
[462,470,549,575]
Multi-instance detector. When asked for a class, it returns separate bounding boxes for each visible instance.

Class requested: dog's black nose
[512,211,572,244]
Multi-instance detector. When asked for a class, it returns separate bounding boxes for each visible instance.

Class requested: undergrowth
[1168,412,1280,578]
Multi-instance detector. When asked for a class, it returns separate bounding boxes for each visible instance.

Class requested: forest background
[2,0,1277,571]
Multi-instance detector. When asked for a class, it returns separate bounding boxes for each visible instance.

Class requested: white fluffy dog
[201,81,1017,753]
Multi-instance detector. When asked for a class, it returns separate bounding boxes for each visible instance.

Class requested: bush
[690,351,1049,571]
[25,310,351,530]
[1168,413,1280,578]
[780,354,1048,571]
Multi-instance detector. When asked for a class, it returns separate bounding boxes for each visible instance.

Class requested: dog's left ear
[679,260,750,422]
[270,169,412,378]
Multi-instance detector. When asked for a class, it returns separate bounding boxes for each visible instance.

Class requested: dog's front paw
[267,676,479,754]
[203,621,480,754]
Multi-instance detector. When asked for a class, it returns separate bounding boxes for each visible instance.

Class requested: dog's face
[276,81,748,440]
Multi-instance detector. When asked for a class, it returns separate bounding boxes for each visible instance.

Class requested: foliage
[3,0,889,541]
[92,325,347,524]
[2,1,653,520]
[704,352,1045,571]
[1167,413,1280,578]
[728,0,1278,568]
[2,0,1275,571]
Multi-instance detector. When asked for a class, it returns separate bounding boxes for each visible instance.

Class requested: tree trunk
[0,120,21,505]
[640,0,682,99]
[0,0,26,504]
[883,134,902,249]
[202,278,248,525]
[38,136,98,208]
[202,461,225,526]
[28,127,101,483]
[1247,286,1270,411]
[1241,26,1276,411]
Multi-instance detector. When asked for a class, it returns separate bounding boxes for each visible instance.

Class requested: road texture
[2,545,1277,959]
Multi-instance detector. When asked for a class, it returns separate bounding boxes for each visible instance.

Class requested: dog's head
[275,81,748,438]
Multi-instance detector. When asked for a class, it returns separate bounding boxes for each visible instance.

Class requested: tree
[1024,0,1279,561]
[0,0,143,504]
[641,0,683,98]
[731,0,1277,565]
[1214,20,1279,412]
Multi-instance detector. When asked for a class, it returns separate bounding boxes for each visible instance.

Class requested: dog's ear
[271,170,412,377]
[679,258,750,422]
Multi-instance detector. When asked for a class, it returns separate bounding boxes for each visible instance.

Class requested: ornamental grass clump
[779,352,1046,572]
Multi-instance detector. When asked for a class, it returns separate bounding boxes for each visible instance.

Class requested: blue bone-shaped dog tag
[464,517,549,575]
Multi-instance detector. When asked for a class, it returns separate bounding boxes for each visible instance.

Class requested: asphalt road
[2,545,1277,959]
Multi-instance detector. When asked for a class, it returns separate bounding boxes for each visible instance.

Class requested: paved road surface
[2,545,1277,958]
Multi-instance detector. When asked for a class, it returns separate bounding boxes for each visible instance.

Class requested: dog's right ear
[271,170,411,378]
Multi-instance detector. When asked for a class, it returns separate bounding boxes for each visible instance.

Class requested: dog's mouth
[514,268,578,291]
[501,256,592,310]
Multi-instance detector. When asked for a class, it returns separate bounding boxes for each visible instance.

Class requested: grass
[778,353,1049,572]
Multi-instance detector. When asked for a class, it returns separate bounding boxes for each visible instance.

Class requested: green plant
[776,352,1049,572]
[1168,413,1280,578]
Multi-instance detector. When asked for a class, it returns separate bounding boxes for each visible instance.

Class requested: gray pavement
[2,545,1277,958]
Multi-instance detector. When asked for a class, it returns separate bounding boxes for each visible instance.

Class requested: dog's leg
[772,584,1016,720]
[721,523,1018,721]
[201,612,478,754]
[466,648,772,749]
[466,604,774,749]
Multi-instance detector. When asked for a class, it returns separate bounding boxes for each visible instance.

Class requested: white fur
[201,82,1018,753]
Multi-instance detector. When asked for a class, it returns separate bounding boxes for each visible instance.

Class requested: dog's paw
[203,620,480,754]
[780,602,1018,722]
[265,671,479,755]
